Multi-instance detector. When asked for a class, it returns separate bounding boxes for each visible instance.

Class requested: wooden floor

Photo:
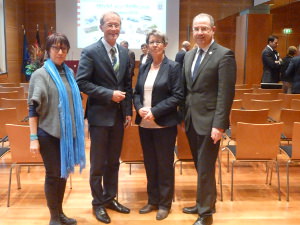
[1,137,300,225]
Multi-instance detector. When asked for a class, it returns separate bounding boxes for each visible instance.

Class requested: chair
[234,88,253,100]
[175,125,223,201]
[0,108,18,147]
[0,98,28,123]
[254,88,283,95]
[222,122,283,201]
[241,93,275,109]
[290,99,300,110]
[120,125,144,175]
[249,99,283,122]
[278,94,300,108]
[6,124,43,207]
[279,109,300,142]
[0,91,19,99]
[279,122,300,201]
[0,83,18,87]
[0,87,25,98]
[231,99,242,110]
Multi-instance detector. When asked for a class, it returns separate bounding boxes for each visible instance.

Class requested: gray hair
[100,11,121,26]
[146,30,168,45]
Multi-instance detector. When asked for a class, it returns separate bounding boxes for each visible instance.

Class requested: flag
[21,31,31,79]
[35,28,41,48]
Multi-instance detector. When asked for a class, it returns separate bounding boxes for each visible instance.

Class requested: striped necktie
[110,47,119,73]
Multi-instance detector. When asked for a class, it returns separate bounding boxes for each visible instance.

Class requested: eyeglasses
[193,26,211,33]
[51,46,68,53]
[105,23,120,29]
[149,41,163,45]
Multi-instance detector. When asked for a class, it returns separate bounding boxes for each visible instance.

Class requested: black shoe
[193,216,213,225]
[49,219,62,225]
[59,213,77,225]
[182,205,198,214]
[106,199,130,214]
[93,206,111,224]
[139,204,158,214]
[156,208,169,220]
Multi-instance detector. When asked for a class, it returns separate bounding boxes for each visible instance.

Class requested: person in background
[181,13,236,225]
[175,40,191,68]
[286,45,300,94]
[28,33,85,225]
[140,43,152,66]
[76,11,132,224]
[261,35,282,83]
[281,46,297,93]
[134,30,183,221]
[120,40,135,77]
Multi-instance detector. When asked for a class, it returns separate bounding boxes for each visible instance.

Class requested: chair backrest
[0,83,18,87]
[120,125,143,162]
[231,99,243,110]
[230,109,269,139]
[19,83,29,93]
[0,87,24,98]
[0,108,18,137]
[278,94,300,108]
[280,109,300,139]
[0,91,19,99]
[242,93,275,109]
[176,125,193,160]
[5,124,43,163]
[1,98,28,123]
[234,88,253,100]
[291,99,300,110]
[254,88,283,95]
[236,122,283,160]
[291,122,300,159]
[249,99,283,122]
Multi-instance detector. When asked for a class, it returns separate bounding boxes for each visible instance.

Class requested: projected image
[77,0,166,49]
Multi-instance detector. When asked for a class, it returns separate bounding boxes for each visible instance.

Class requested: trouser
[39,136,67,213]
[186,123,220,217]
[139,126,177,209]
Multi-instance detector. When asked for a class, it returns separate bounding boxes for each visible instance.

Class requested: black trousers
[186,123,220,217]
[89,111,124,207]
[39,136,67,212]
[139,126,177,210]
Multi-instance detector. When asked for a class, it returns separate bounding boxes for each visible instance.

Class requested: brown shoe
[139,204,158,214]
[156,208,169,220]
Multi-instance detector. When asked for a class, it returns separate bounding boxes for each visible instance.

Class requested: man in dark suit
[261,35,282,83]
[175,40,191,68]
[286,45,300,93]
[76,11,132,224]
[120,40,135,77]
[181,13,236,225]
[139,43,152,66]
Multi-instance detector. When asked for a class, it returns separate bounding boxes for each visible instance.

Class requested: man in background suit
[286,45,300,93]
[261,35,282,83]
[76,11,132,224]
[139,43,152,66]
[120,40,135,77]
[175,40,191,68]
[181,13,236,225]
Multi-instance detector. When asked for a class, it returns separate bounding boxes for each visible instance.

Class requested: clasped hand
[138,107,154,120]
[112,90,126,103]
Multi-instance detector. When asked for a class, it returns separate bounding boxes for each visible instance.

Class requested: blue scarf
[44,59,85,179]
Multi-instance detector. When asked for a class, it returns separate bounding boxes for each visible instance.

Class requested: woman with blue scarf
[28,33,85,225]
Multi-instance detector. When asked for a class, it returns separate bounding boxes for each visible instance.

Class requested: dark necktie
[192,49,204,80]
[110,47,119,73]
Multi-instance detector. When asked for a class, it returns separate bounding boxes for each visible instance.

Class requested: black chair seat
[0,147,10,158]
[226,145,236,157]
[280,145,292,158]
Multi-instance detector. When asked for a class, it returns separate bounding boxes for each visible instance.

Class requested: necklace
[152,62,162,69]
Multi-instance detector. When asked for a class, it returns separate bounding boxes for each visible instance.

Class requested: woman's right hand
[30,140,40,156]
[138,107,150,118]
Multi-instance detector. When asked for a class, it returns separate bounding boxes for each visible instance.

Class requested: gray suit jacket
[182,41,236,135]
[76,39,132,126]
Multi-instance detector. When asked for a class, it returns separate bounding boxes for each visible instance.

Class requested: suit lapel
[192,42,217,85]
[153,57,168,88]
[186,48,197,85]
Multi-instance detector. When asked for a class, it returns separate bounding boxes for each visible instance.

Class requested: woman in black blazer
[133,30,183,220]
